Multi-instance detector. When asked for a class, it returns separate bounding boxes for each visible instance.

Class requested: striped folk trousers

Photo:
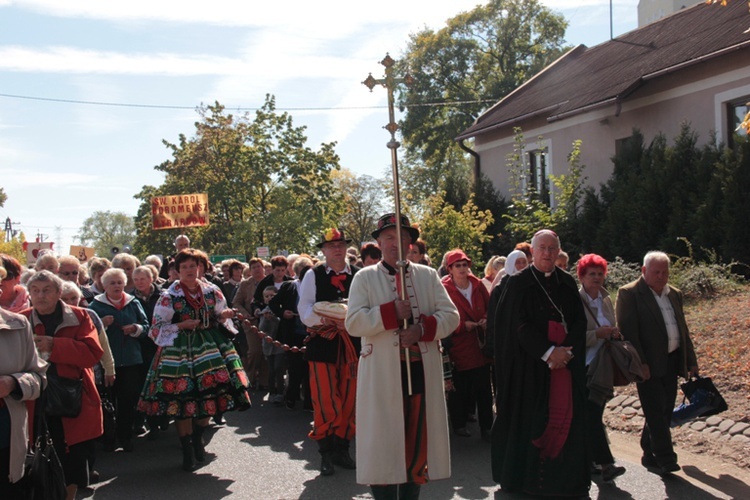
[308,360,356,441]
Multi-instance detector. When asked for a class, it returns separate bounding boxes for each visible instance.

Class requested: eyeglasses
[535,246,559,254]
[451,262,470,268]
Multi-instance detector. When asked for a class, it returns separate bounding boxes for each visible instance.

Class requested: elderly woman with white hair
[143,255,162,274]
[482,255,506,292]
[57,255,81,284]
[83,257,111,300]
[34,252,59,274]
[60,282,116,388]
[0,265,46,498]
[22,270,102,500]
[112,253,141,294]
[89,268,149,453]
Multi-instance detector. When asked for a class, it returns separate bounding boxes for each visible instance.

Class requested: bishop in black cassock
[490,230,590,497]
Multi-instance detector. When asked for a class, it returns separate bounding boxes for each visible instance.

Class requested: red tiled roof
[456,1,750,140]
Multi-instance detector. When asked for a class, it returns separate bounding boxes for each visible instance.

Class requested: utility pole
[4,217,19,242]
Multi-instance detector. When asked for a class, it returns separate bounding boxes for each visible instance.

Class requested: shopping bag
[680,376,727,418]
[671,376,727,427]
[22,398,67,500]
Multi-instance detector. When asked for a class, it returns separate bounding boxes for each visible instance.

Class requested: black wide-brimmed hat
[316,227,353,248]
[371,213,420,243]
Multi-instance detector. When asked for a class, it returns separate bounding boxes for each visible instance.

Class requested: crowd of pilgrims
[1,229,637,500]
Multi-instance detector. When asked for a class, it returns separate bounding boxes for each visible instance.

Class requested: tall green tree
[77,211,137,258]
[133,97,341,258]
[399,145,473,211]
[332,170,387,247]
[576,127,750,265]
[398,0,568,169]
[474,172,510,258]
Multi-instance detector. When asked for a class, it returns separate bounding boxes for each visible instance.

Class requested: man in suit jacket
[616,251,699,475]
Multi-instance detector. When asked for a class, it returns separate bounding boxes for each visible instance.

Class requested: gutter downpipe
[458,139,481,194]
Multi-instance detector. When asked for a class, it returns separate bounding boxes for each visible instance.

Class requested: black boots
[399,482,421,500]
[319,435,356,475]
[319,436,335,476]
[180,435,194,471]
[180,424,209,471]
[331,436,356,469]
[193,424,207,463]
[371,485,398,499]
[370,483,421,500]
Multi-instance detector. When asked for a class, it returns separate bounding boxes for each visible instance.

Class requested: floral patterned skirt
[137,328,251,419]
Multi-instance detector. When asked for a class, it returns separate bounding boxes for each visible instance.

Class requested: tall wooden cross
[363,53,415,394]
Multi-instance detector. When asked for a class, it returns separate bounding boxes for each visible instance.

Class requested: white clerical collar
[532,264,555,278]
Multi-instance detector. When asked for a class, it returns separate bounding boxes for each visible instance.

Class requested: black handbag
[99,389,117,451]
[23,398,67,500]
[680,376,728,418]
[45,364,83,418]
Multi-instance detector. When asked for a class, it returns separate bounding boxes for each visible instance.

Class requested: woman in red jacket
[24,271,103,500]
[441,249,493,440]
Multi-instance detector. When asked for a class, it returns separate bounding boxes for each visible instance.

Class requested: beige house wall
[637,0,702,28]
[473,52,750,204]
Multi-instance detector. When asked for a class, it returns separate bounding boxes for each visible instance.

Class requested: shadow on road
[82,438,236,499]
[681,465,750,499]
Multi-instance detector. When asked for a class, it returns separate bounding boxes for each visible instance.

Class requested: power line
[0,91,496,112]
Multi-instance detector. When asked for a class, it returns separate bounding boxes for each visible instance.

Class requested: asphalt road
[83,391,750,499]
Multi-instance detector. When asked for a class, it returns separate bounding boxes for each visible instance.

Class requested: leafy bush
[603,257,641,291]
[669,240,744,299]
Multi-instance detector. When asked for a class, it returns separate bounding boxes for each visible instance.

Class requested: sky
[0,0,639,255]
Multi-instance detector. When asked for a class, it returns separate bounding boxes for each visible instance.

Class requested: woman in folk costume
[346,214,460,500]
[138,248,250,471]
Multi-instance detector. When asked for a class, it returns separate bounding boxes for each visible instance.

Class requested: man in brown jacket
[616,251,699,475]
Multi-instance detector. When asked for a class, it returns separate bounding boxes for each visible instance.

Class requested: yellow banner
[70,246,95,263]
[151,193,209,230]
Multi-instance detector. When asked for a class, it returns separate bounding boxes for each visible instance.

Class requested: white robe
[346,262,459,485]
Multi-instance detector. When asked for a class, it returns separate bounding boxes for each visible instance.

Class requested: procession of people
[0,220,706,499]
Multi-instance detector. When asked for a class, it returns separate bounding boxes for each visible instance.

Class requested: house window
[527,149,550,206]
[728,97,749,150]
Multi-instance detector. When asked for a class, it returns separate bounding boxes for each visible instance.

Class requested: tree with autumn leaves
[132,97,343,257]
